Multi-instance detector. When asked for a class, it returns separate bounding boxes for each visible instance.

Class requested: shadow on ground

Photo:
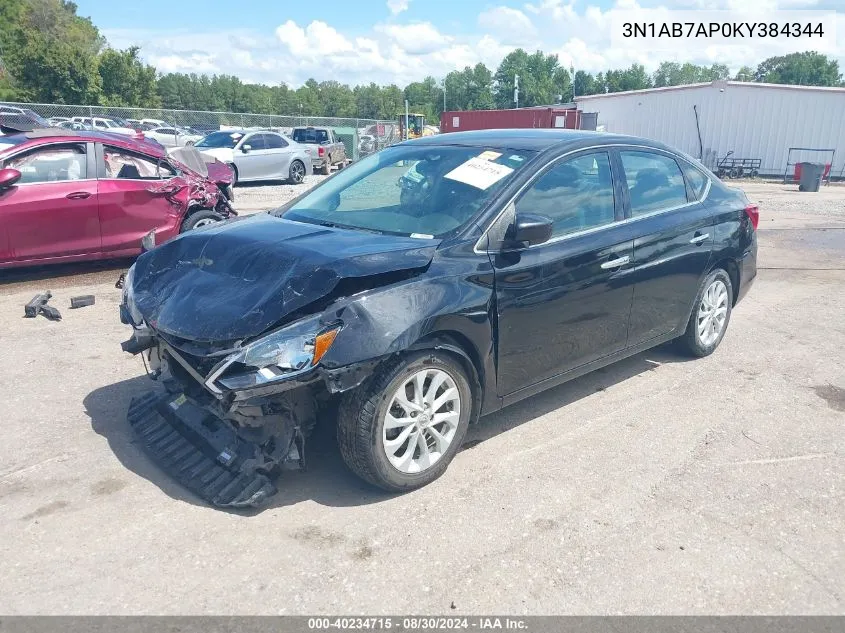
[84,343,692,514]
[0,257,133,290]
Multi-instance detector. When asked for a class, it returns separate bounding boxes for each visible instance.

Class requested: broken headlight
[121,264,144,326]
[215,316,340,391]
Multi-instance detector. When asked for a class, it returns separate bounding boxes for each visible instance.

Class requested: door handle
[66,191,91,200]
[689,233,710,245]
[601,255,630,269]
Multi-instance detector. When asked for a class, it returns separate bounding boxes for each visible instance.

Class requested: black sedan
[120,129,758,507]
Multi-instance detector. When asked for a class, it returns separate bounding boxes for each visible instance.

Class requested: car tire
[321,159,331,175]
[337,351,473,492]
[227,163,238,186]
[677,268,733,357]
[289,160,306,184]
[181,209,224,232]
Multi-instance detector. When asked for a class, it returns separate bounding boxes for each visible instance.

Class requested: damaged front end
[118,216,438,508]
[120,309,338,508]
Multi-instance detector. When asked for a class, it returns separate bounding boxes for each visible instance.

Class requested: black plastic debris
[115,273,125,289]
[24,291,61,321]
[70,295,95,309]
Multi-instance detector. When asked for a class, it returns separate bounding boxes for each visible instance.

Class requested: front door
[0,142,101,264]
[618,149,715,344]
[492,150,636,397]
[97,144,184,253]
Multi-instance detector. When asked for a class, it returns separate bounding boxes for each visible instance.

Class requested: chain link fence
[0,102,400,161]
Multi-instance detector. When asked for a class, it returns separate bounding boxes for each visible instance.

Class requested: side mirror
[510,214,553,247]
[241,144,252,153]
[0,168,21,189]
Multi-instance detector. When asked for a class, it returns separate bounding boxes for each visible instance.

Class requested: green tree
[653,62,729,87]
[0,0,103,103]
[98,46,159,107]
[733,65,754,82]
[494,49,568,108]
[755,51,841,86]
[317,80,355,117]
[573,70,597,96]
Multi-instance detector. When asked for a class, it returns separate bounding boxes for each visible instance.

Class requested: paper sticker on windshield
[444,157,514,190]
[478,150,502,161]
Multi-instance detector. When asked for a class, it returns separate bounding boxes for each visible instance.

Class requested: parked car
[118,129,758,507]
[144,126,202,148]
[57,121,93,131]
[291,126,347,174]
[70,117,136,136]
[48,116,71,126]
[193,129,311,185]
[141,118,170,128]
[0,104,51,128]
[0,129,236,268]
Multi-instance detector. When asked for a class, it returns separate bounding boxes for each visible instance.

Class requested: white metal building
[575,80,845,179]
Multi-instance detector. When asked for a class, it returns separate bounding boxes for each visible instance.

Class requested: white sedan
[144,127,203,147]
[192,129,312,185]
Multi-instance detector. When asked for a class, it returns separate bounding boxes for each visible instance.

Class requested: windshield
[195,131,243,149]
[279,144,535,238]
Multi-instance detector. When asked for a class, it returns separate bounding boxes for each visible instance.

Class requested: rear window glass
[292,128,328,143]
[620,151,688,216]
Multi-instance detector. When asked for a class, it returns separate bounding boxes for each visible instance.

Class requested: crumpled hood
[131,213,439,342]
[197,147,234,163]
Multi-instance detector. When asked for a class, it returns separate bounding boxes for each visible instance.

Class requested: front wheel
[337,351,473,492]
[677,269,733,357]
[289,159,306,184]
[227,163,238,186]
[181,209,223,232]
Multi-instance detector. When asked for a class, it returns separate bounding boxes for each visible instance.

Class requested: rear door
[0,141,101,264]
[619,149,715,345]
[96,143,184,253]
[492,150,636,397]
[235,133,268,181]
[264,133,290,178]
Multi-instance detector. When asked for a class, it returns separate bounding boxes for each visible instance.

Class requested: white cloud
[103,1,845,92]
[376,22,451,55]
[386,0,410,15]
[478,6,537,44]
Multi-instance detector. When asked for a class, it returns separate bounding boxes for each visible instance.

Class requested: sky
[75,0,845,88]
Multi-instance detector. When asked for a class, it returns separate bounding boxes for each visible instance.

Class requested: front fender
[318,274,500,416]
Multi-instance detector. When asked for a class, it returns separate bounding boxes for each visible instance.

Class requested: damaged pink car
[0,128,235,268]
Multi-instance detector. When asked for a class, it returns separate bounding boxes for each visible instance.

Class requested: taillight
[744,204,759,230]
[318,147,325,156]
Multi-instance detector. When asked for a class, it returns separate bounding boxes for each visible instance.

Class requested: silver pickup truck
[291,126,348,175]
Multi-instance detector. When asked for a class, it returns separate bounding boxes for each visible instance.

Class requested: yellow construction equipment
[398,113,435,140]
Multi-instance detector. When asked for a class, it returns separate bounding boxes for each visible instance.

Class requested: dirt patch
[90,478,128,496]
[290,525,345,547]
[20,500,68,521]
[812,385,845,412]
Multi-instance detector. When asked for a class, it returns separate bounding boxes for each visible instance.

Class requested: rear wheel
[289,160,306,184]
[181,209,223,232]
[677,269,733,357]
[337,351,472,492]
[321,158,331,175]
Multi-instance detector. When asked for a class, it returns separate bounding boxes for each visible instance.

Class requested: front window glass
[279,145,535,237]
[103,146,175,180]
[5,145,87,183]
[195,131,242,149]
[621,151,688,216]
[516,152,616,238]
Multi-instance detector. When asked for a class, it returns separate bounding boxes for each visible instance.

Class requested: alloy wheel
[291,161,305,183]
[382,368,461,474]
[697,279,728,346]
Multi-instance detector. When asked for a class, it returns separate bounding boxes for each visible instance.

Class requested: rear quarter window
[681,161,710,201]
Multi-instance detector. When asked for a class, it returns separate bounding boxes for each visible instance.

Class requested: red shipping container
[440,107,581,133]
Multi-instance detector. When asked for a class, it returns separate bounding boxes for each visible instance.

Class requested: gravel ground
[234,175,328,213]
[0,180,843,614]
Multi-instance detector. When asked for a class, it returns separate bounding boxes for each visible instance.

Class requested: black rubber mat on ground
[127,391,277,508]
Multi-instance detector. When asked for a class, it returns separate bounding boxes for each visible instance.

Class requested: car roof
[403,129,672,152]
[0,128,167,158]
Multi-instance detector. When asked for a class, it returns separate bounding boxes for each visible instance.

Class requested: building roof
[575,80,845,101]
